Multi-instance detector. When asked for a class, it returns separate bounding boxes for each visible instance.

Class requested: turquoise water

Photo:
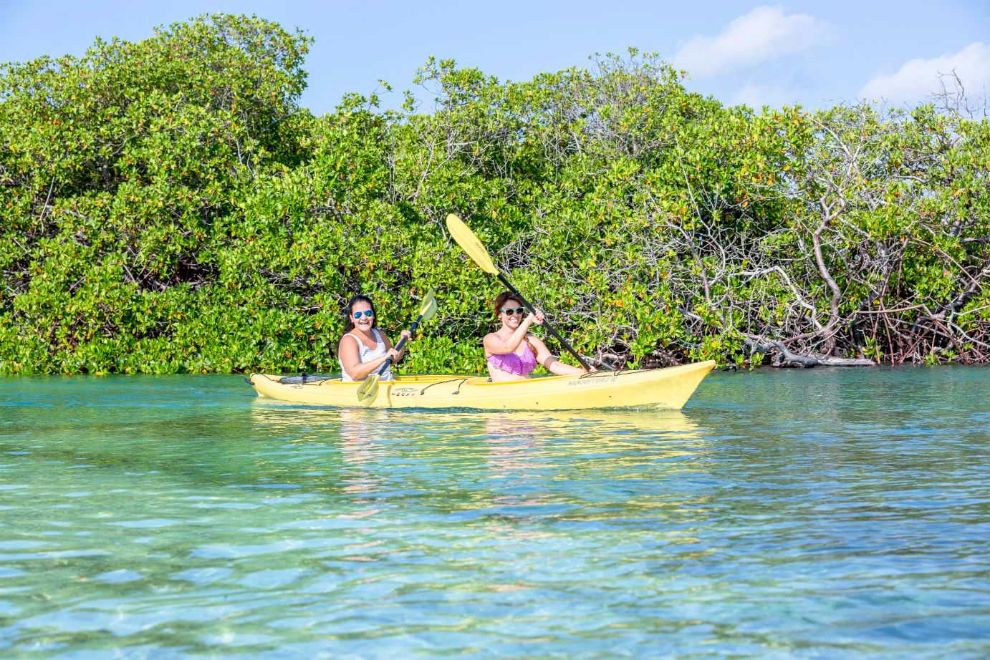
[1,368,988,656]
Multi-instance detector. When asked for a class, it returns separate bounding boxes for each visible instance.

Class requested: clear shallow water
[1,368,988,657]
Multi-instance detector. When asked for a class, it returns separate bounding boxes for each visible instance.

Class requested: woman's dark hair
[343,294,378,332]
[492,291,522,318]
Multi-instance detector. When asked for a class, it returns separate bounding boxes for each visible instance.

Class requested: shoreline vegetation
[1,15,988,376]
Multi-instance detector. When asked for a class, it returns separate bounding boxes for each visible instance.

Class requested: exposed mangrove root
[744,339,876,368]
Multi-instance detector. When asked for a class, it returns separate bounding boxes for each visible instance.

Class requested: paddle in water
[356,289,438,404]
[445,213,597,372]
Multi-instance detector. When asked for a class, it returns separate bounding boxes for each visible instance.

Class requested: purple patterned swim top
[487,340,537,377]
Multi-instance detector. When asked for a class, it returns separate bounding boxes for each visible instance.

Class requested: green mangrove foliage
[1,16,988,374]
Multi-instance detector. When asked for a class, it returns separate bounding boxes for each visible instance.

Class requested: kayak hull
[249,361,716,411]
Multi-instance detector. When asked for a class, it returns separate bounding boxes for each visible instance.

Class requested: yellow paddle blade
[419,289,438,323]
[356,374,379,403]
[445,214,498,275]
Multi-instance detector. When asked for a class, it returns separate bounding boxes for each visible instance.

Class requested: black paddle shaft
[497,274,595,372]
[374,315,423,377]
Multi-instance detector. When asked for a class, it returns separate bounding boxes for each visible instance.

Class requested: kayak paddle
[445,213,595,372]
[356,289,438,404]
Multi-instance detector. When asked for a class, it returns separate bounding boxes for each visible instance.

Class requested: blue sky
[2,1,988,114]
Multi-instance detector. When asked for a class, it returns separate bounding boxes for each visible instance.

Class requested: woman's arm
[483,314,536,355]
[339,334,401,381]
[529,335,587,375]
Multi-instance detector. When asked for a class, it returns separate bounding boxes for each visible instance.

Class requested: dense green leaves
[1,20,988,374]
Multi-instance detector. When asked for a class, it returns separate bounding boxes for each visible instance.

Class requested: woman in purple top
[483,291,589,382]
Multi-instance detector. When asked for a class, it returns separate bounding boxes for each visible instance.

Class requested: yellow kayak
[249,360,716,411]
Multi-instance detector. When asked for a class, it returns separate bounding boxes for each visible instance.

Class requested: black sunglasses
[500,307,525,316]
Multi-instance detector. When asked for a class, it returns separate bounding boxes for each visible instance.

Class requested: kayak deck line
[248,360,716,411]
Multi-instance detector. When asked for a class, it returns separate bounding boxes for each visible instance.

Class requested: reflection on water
[1,370,989,656]
[246,403,710,512]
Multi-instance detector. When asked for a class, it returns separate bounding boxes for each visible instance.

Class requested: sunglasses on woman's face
[352,310,375,319]
[500,307,525,316]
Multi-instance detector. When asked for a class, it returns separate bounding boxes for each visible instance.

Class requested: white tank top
[341,329,393,382]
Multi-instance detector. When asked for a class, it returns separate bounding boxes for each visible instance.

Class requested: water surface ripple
[1,369,988,656]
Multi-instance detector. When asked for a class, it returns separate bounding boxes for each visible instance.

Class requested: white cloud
[859,42,990,105]
[673,5,830,79]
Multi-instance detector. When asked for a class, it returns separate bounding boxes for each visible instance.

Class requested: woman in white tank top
[338,295,412,382]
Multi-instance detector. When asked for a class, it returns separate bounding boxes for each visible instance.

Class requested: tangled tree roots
[744,339,876,368]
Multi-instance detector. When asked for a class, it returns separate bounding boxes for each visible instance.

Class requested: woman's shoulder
[483,331,502,344]
[482,331,500,352]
